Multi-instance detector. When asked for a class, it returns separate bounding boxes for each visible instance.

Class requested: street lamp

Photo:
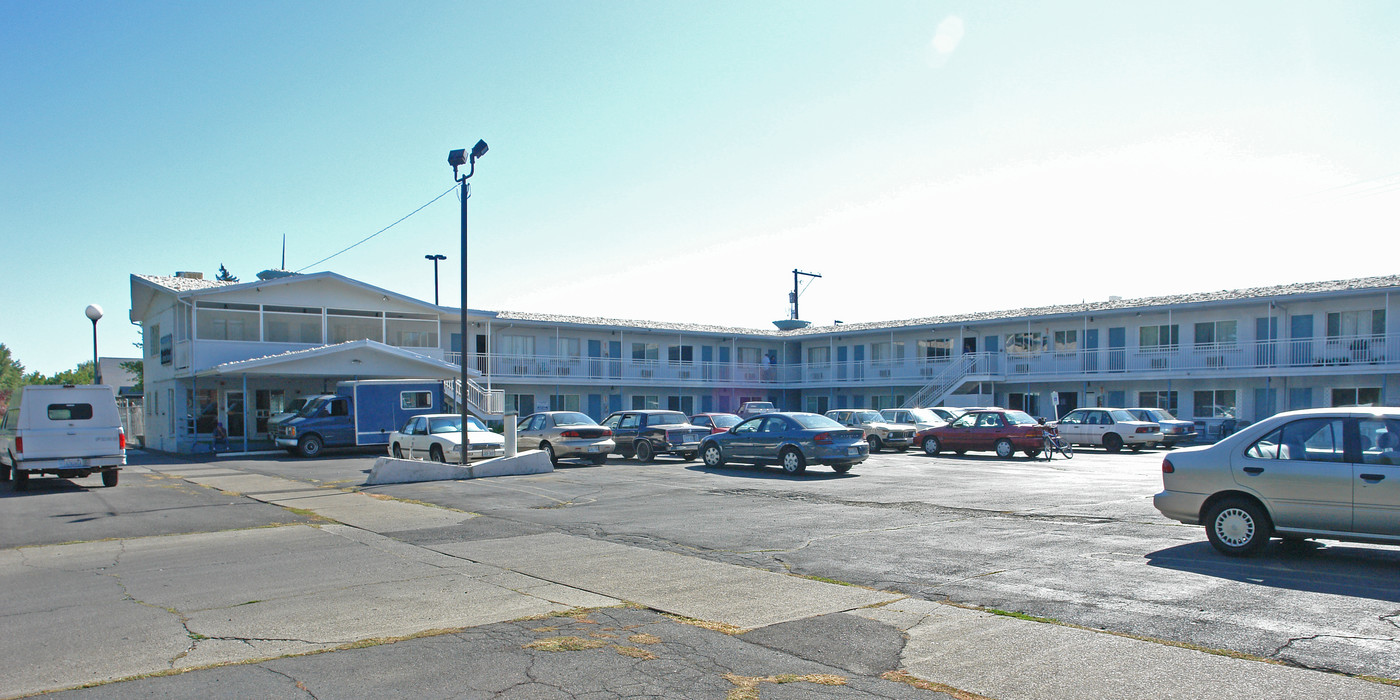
[85,304,103,385]
[424,254,446,305]
[449,139,488,465]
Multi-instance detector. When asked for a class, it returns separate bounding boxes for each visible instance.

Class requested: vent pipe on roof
[175,271,204,280]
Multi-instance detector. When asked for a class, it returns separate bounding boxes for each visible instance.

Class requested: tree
[120,359,144,393]
[216,264,239,282]
[44,361,95,386]
[0,343,24,392]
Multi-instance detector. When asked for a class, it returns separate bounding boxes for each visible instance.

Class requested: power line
[294,184,459,273]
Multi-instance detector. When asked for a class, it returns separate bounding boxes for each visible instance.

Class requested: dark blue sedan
[698,412,868,474]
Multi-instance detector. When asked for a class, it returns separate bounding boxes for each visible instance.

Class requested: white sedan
[389,414,503,463]
[1051,408,1162,452]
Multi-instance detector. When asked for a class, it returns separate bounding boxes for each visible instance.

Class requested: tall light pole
[424,254,446,305]
[85,304,103,385]
[449,140,488,465]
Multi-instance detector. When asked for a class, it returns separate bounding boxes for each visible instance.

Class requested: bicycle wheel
[1058,440,1074,459]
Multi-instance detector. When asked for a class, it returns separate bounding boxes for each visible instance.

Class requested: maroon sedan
[690,412,742,434]
[916,408,1049,459]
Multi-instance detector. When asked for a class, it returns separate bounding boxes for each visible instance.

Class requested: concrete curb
[364,451,552,485]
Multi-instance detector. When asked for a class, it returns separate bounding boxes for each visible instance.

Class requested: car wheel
[780,448,807,474]
[867,436,883,453]
[701,443,724,467]
[590,454,608,465]
[921,436,941,456]
[429,444,445,463]
[392,444,404,459]
[1129,443,1143,452]
[542,442,559,466]
[102,470,119,487]
[1103,433,1123,453]
[994,439,1014,459]
[1205,498,1272,556]
[635,441,654,463]
[1024,449,1041,458]
[832,463,852,473]
[0,458,10,482]
[298,434,323,458]
[680,451,696,462]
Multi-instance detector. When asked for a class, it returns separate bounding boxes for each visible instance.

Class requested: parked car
[0,384,126,490]
[265,397,311,432]
[516,411,615,465]
[699,412,868,474]
[600,410,709,462]
[690,412,741,434]
[1125,408,1197,447]
[916,408,1049,459]
[737,401,778,419]
[388,413,504,464]
[927,407,967,423]
[825,409,917,452]
[879,408,948,433]
[1154,407,1400,556]
[1051,408,1162,452]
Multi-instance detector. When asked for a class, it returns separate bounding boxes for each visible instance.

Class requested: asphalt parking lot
[217,442,1400,681]
[7,443,1399,687]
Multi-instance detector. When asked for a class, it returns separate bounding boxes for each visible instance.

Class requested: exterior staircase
[446,377,505,419]
[902,353,982,409]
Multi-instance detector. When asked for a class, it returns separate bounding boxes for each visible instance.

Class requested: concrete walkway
[4,463,1397,699]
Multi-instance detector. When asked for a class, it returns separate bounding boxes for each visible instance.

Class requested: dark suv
[600,410,710,462]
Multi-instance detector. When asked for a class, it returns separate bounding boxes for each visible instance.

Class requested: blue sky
[3,1,1398,374]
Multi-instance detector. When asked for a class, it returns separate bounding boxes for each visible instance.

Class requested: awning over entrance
[196,340,470,379]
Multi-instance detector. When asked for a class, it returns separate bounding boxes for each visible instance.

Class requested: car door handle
[1360,473,1386,482]
[1242,467,1264,475]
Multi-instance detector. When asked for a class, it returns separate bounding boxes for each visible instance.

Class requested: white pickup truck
[0,384,126,491]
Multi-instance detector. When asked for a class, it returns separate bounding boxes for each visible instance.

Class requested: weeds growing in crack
[882,671,991,700]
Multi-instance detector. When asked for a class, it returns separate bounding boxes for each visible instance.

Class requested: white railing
[447,378,505,417]
[439,334,1398,388]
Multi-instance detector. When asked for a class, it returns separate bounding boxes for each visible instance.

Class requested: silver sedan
[517,411,616,465]
[1154,407,1400,556]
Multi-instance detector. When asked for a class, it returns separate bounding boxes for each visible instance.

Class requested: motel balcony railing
[442,334,1399,388]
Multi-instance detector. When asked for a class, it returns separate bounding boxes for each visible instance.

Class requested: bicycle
[1041,429,1074,461]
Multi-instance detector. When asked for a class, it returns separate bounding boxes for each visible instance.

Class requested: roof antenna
[281,233,286,269]
[773,269,820,330]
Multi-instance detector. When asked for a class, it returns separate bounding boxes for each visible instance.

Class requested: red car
[916,408,1049,459]
[690,412,742,434]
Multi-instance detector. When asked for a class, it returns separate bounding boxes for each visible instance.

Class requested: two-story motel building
[130,270,1400,453]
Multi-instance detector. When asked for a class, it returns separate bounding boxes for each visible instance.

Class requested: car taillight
[119,431,126,450]
[14,436,21,454]
[1162,458,1174,474]
[560,430,580,438]
[814,432,833,445]
[600,428,612,437]
[1136,426,1154,433]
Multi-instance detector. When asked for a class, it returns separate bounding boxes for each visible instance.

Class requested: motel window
[632,343,659,362]
[871,342,905,362]
[808,346,831,364]
[1137,391,1179,414]
[263,306,323,344]
[326,308,383,344]
[918,339,952,359]
[1053,330,1078,353]
[667,345,694,365]
[195,302,260,342]
[1139,324,1179,350]
[1192,390,1236,419]
[1331,387,1382,407]
[499,335,536,358]
[1193,321,1237,347]
[1005,332,1045,356]
[550,394,581,412]
[1327,310,1385,338]
[737,347,762,365]
[631,395,660,410]
[386,312,438,348]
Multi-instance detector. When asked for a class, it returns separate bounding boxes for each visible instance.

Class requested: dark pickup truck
[600,409,710,462]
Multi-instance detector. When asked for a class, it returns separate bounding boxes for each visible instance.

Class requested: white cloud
[928,15,965,61]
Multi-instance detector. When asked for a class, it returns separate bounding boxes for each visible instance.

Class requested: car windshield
[711,414,741,428]
[746,403,774,410]
[1147,409,1176,421]
[284,398,307,413]
[298,398,329,417]
[553,412,596,426]
[1004,411,1038,426]
[791,413,843,430]
[650,412,688,425]
[428,416,462,434]
[853,411,883,423]
[907,409,939,423]
[1110,410,1136,422]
